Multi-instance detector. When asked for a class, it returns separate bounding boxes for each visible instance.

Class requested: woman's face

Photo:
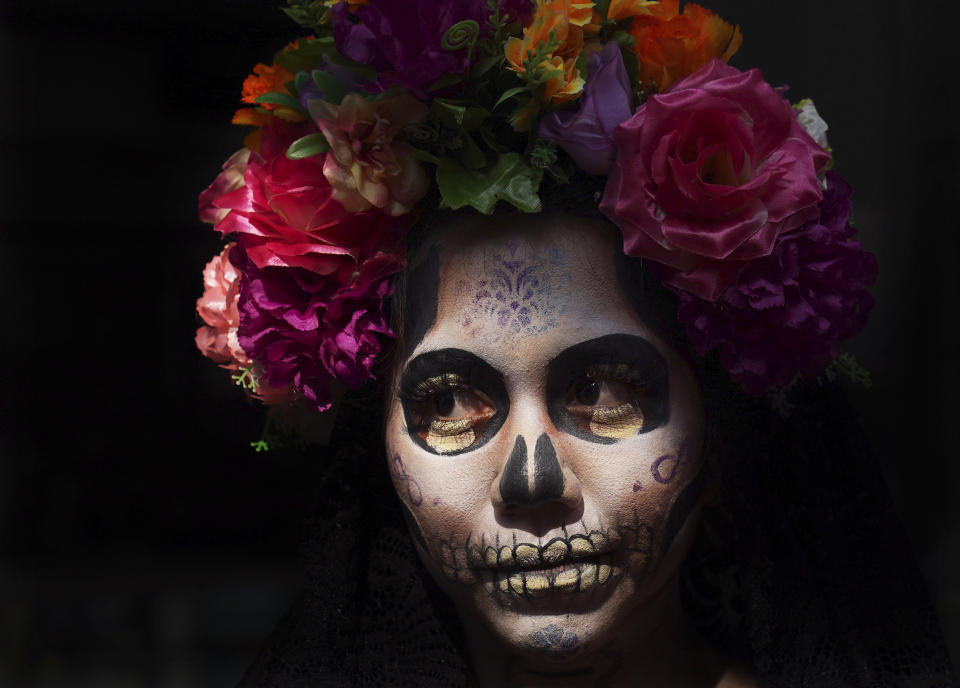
[384,214,705,664]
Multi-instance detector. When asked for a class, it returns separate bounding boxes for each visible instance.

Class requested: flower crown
[195,0,877,429]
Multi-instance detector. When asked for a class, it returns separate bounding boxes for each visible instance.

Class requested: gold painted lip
[482,552,619,599]
[487,549,612,574]
[473,531,620,574]
[491,551,610,576]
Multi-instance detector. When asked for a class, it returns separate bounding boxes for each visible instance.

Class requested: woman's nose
[492,433,582,512]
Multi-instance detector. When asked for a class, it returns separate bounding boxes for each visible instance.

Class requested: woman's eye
[566,377,647,440]
[413,388,496,454]
[434,390,456,417]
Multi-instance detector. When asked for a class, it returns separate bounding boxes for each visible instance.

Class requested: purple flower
[233,247,401,411]
[538,43,633,175]
[672,173,878,394]
[499,0,534,25]
[332,0,489,96]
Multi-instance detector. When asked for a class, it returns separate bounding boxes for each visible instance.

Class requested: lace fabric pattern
[238,381,956,687]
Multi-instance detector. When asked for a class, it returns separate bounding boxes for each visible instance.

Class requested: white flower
[795,98,830,150]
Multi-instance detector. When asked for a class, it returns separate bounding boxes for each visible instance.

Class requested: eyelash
[400,376,497,455]
[399,361,656,455]
[564,366,652,440]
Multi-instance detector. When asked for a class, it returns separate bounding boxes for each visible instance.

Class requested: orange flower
[505,0,591,122]
[232,108,273,150]
[232,105,305,149]
[585,0,656,37]
[606,0,658,22]
[241,62,294,109]
[628,0,742,92]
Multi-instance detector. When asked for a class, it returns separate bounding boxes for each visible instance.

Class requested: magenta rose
[601,59,831,301]
[538,42,633,175]
[210,122,411,283]
[235,247,402,412]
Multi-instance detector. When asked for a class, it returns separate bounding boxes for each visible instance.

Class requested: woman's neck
[464,577,734,688]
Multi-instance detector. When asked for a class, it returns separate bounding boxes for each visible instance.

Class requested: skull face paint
[385,214,706,670]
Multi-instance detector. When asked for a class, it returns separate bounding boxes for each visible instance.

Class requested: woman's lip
[483,549,612,574]
[467,530,618,573]
[481,553,618,597]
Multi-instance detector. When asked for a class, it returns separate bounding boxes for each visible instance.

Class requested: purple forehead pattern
[460,241,572,336]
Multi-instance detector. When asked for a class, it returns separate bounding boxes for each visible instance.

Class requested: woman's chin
[455,567,648,665]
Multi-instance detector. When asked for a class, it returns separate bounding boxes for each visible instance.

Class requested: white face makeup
[384,214,706,672]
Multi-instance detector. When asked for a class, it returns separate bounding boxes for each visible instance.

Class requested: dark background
[1,0,957,685]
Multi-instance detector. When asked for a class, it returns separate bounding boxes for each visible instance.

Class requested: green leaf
[295,71,312,93]
[494,86,526,110]
[436,152,543,214]
[458,133,488,170]
[595,0,613,22]
[426,72,467,94]
[431,98,490,131]
[311,69,345,104]
[471,54,502,80]
[274,37,336,74]
[255,92,308,116]
[280,7,311,25]
[286,133,330,159]
[322,46,379,82]
[409,147,441,165]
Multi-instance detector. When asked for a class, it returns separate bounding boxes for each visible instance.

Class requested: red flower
[210,123,412,282]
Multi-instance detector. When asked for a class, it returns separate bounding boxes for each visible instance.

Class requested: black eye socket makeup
[398,348,510,456]
[546,334,670,444]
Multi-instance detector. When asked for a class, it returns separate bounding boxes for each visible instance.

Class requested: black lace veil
[237,186,956,687]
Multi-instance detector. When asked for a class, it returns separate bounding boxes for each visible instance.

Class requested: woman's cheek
[384,437,489,582]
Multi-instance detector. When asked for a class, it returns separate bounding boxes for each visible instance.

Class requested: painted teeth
[542,539,569,564]
[579,564,597,590]
[569,535,594,556]
[554,568,579,593]
[499,577,510,593]
[498,546,514,567]
[525,572,551,597]
[509,574,524,595]
[588,531,608,551]
[484,547,498,567]
[514,543,540,567]
[454,547,469,569]
[598,563,612,584]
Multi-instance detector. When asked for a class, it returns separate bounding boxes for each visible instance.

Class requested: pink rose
[195,243,294,405]
[211,123,411,281]
[601,59,830,301]
[195,243,250,369]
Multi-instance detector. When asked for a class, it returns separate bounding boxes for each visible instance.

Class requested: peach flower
[311,92,430,216]
[195,243,250,370]
[195,243,294,404]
